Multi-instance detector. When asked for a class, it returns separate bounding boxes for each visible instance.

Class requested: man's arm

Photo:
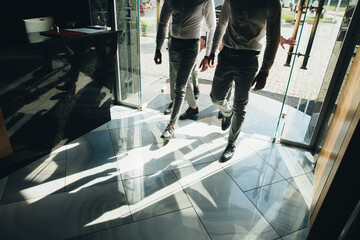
[207,0,230,68]
[154,1,172,65]
[199,0,216,72]
[202,0,216,57]
[252,0,281,91]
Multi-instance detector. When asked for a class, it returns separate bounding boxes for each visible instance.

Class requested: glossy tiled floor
[0,105,315,240]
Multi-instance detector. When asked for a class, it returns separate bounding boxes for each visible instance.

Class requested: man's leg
[161,38,199,139]
[179,66,199,120]
[210,52,234,119]
[164,38,176,115]
[170,44,199,124]
[191,64,200,99]
[218,83,233,119]
[227,55,258,145]
[219,54,258,162]
[185,65,197,107]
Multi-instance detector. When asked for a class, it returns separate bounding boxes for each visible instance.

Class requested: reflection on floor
[0,105,315,240]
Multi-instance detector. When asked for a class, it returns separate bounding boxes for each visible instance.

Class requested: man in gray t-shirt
[154,0,216,140]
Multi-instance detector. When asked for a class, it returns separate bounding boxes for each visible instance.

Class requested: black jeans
[168,37,200,124]
[210,46,259,144]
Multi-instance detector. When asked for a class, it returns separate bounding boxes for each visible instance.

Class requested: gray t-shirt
[211,0,281,74]
[156,0,216,56]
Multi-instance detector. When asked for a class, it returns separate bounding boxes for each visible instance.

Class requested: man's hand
[280,36,296,49]
[208,53,216,68]
[252,72,268,91]
[154,49,162,64]
[199,57,209,72]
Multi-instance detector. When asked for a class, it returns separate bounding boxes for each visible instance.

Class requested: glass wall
[138,0,161,106]
[114,0,142,107]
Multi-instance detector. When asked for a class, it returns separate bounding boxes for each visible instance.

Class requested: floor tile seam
[112,142,157,153]
[172,169,214,240]
[120,159,219,182]
[242,178,295,194]
[88,127,121,179]
[108,124,171,147]
[187,136,220,163]
[0,177,8,203]
[130,206,194,225]
[0,176,126,207]
[62,207,195,240]
[233,149,289,184]
[123,162,217,181]
[120,169,177,181]
[196,136,229,162]
[112,152,132,222]
[111,127,211,151]
[284,172,313,181]
[253,147,308,180]
[281,227,308,239]
[0,159,55,204]
[243,133,275,145]
[109,116,169,126]
[223,165,287,193]
[242,179,310,237]
[120,161,220,185]
[172,164,224,191]
[64,139,120,192]
[240,180,283,239]
[284,175,313,203]
[0,182,66,206]
[277,143,316,167]
[288,144,313,159]
[25,159,56,183]
[247,145,276,160]
[258,156,290,180]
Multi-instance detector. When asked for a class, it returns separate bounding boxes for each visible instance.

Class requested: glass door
[113,0,142,108]
[273,0,358,148]
[138,0,162,107]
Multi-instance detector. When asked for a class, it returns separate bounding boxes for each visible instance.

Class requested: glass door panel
[114,0,142,107]
[246,0,310,139]
[313,0,359,149]
[138,0,163,106]
[275,0,358,146]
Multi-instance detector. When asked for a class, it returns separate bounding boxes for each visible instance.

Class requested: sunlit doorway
[134,0,357,148]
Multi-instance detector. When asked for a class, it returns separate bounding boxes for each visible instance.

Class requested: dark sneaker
[194,86,200,100]
[220,144,236,162]
[179,107,199,120]
[164,102,173,115]
[161,125,174,139]
[218,111,225,119]
[221,112,232,131]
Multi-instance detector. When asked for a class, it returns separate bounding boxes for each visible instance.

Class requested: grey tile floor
[0,105,315,240]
